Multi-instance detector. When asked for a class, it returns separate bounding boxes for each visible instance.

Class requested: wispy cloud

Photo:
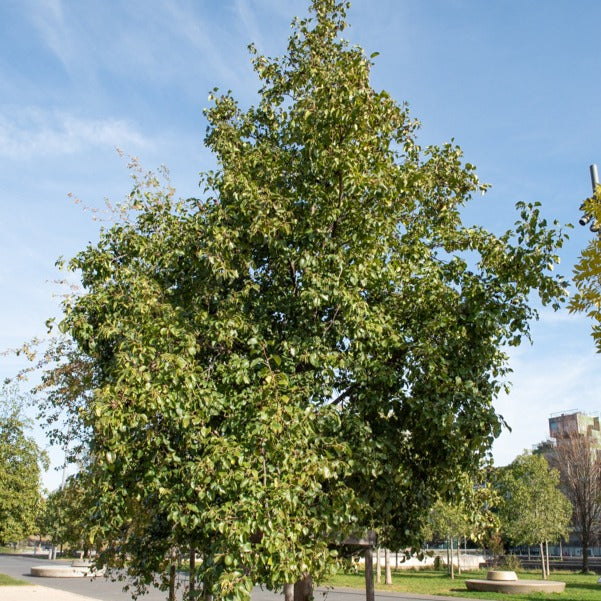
[161,0,250,87]
[0,108,150,160]
[21,0,239,94]
[26,0,75,74]
[234,0,266,54]
[534,306,587,326]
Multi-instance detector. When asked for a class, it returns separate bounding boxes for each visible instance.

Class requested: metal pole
[590,164,599,193]
[365,546,375,601]
[580,166,599,227]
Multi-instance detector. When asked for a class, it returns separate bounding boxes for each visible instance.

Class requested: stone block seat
[465,570,566,594]
[30,560,104,578]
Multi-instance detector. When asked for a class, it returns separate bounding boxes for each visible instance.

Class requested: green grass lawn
[0,573,29,586]
[326,569,601,601]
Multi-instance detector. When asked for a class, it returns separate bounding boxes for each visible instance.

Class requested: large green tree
[32,1,568,599]
[0,386,47,545]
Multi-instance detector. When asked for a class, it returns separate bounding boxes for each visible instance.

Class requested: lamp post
[580,165,600,233]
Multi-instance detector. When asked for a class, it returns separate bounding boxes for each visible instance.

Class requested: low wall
[357,552,486,570]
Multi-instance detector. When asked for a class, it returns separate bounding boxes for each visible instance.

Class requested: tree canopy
[29,1,568,599]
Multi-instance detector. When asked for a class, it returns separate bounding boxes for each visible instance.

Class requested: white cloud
[0,108,151,159]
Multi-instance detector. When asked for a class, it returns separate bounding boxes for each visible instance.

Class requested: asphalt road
[0,554,168,600]
[0,554,474,601]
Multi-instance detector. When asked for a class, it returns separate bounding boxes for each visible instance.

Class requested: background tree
[43,472,95,558]
[428,499,468,579]
[0,385,47,545]
[428,469,498,579]
[496,453,571,579]
[548,434,601,573]
[25,1,568,599]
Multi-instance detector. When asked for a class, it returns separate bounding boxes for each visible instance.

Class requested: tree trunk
[446,540,450,576]
[202,553,213,601]
[582,532,590,573]
[384,548,392,585]
[284,584,294,601]
[364,546,374,601]
[539,542,546,580]
[376,547,381,583]
[545,541,550,577]
[456,539,461,575]
[449,538,455,580]
[294,574,313,601]
[189,547,196,600]
[169,560,177,601]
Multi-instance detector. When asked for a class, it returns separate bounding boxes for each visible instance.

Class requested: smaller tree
[0,385,47,545]
[428,469,499,579]
[429,499,469,579]
[496,453,571,579]
[43,474,92,557]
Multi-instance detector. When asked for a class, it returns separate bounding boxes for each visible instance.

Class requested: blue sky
[2,0,601,491]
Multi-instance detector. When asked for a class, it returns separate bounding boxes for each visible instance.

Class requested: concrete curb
[0,585,99,601]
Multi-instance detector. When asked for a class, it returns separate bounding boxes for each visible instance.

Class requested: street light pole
[590,164,599,192]
[579,165,600,232]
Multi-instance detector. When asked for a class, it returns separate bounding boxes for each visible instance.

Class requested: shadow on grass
[566,582,601,592]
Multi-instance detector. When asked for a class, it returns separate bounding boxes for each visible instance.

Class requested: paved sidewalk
[1,585,480,601]
[1,585,98,601]
[1,584,483,601]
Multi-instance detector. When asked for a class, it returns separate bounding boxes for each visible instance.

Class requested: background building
[549,411,601,447]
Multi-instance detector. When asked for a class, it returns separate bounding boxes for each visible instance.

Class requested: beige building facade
[549,411,601,446]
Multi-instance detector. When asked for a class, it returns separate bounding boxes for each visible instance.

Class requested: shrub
[501,554,522,571]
